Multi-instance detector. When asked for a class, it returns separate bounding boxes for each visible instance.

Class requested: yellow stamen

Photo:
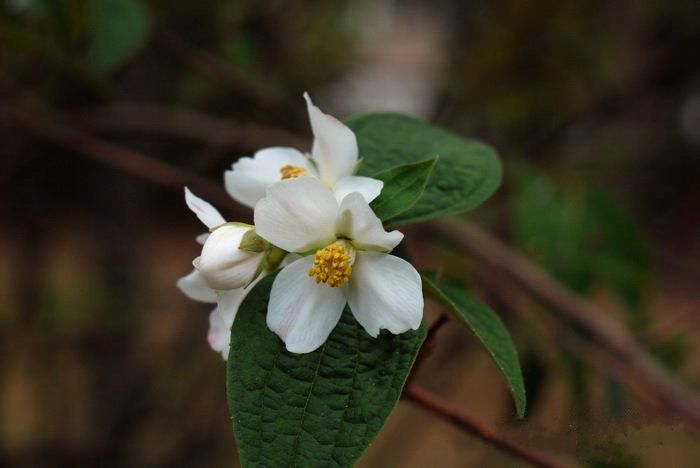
[307,243,353,287]
[280,164,307,180]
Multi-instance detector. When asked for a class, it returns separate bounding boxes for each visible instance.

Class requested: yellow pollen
[307,244,353,287]
[280,164,307,180]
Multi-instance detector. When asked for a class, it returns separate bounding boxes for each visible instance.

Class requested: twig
[69,102,309,152]
[428,314,449,336]
[155,28,302,122]
[431,219,700,430]
[10,104,248,219]
[0,18,120,99]
[471,261,670,409]
[406,314,449,387]
[404,386,568,468]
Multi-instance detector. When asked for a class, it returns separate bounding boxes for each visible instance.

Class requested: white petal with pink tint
[267,256,347,353]
[177,269,216,303]
[184,187,226,229]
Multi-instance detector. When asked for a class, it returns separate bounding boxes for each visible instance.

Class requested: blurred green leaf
[227,274,427,467]
[370,157,437,222]
[605,378,627,420]
[651,333,690,373]
[347,113,502,226]
[222,35,256,69]
[511,165,651,323]
[422,274,526,417]
[586,190,651,311]
[87,0,150,75]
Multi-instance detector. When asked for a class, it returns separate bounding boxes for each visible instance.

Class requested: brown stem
[430,219,700,429]
[69,102,309,152]
[428,313,449,336]
[10,104,248,219]
[406,314,449,387]
[155,28,302,122]
[404,386,569,468]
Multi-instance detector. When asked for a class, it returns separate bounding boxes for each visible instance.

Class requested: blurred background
[2,0,700,466]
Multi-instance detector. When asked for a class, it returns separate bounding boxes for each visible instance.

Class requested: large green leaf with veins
[227,274,427,467]
[346,113,502,226]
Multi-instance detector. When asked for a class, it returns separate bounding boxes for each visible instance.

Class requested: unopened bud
[197,225,265,290]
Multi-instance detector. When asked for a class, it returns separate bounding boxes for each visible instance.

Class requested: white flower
[224,93,383,208]
[254,177,423,353]
[185,187,265,290]
[177,268,261,360]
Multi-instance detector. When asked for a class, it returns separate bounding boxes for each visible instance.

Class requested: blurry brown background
[1,0,700,466]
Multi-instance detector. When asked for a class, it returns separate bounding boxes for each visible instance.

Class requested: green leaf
[510,164,651,323]
[422,274,526,417]
[87,0,151,75]
[369,157,438,222]
[346,113,502,226]
[227,274,427,467]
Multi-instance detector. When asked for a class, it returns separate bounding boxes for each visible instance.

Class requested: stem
[405,314,448,387]
[430,219,700,430]
[0,18,120,99]
[70,101,308,151]
[404,386,568,468]
[9,103,249,219]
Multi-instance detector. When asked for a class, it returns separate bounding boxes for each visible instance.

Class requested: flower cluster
[178,94,424,357]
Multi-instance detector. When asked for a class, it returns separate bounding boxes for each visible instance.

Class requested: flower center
[308,243,353,287]
[280,164,307,180]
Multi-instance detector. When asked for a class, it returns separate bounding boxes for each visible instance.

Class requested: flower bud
[196,224,265,290]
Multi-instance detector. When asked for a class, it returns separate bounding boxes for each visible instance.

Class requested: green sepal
[263,246,287,272]
[239,229,269,253]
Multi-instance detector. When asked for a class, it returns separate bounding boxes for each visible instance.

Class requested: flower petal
[267,256,347,353]
[254,177,338,252]
[304,92,358,185]
[336,192,403,252]
[225,147,317,208]
[347,252,423,337]
[207,308,230,359]
[177,269,217,303]
[195,233,210,245]
[209,276,265,360]
[333,175,383,204]
[216,286,251,328]
[184,187,226,229]
[199,225,264,290]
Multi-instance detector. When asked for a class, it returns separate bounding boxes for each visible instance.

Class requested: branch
[405,314,448,387]
[431,219,700,430]
[9,104,247,219]
[69,102,309,152]
[404,386,568,468]
[471,262,675,410]
[155,28,302,122]
[0,18,120,100]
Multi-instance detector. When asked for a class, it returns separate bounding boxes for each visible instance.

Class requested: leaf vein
[287,340,329,467]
